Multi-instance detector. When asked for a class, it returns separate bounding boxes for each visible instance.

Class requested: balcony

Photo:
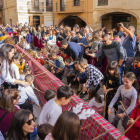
[56,1,84,13]
[27,1,44,14]
[98,0,108,6]
[46,2,53,11]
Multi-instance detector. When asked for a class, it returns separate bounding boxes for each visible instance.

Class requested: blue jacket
[6,27,12,33]
[75,70,87,84]
[26,33,31,44]
[77,36,87,46]
[64,42,84,60]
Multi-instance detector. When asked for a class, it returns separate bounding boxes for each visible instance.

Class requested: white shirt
[18,85,39,105]
[20,74,25,81]
[88,95,104,108]
[39,98,62,126]
[10,63,20,80]
[0,59,15,84]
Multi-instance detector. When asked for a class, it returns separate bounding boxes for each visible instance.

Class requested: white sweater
[88,95,104,108]
[10,63,20,80]
[39,98,62,126]
[1,59,15,84]
[18,85,39,105]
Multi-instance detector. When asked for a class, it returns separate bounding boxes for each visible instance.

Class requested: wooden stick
[103,92,106,118]
[78,89,83,96]
[114,108,126,128]
[22,50,31,58]
[32,87,44,93]
[80,123,93,130]
[117,115,140,140]
[92,130,110,140]
[34,70,50,77]
[119,101,130,119]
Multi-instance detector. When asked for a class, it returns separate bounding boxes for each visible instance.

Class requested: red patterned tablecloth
[15,45,128,140]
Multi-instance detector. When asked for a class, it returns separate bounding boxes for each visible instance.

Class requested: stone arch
[56,14,87,26]
[97,9,139,23]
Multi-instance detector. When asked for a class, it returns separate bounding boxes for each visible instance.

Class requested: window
[74,0,80,6]
[98,0,108,6]
[31,0,39,10]
[46,0,52,11]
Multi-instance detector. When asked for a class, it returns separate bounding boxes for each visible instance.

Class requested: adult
[7,109,36,140]
[6,24,12,33]
[135,35,140,57]
[0,89,19,139]
[66,30,71,42]
[118,27,124,38]
[26,30,31,44]
[120,31,127,45]
[0,44,29,89]
[61,40,84,61]
[45,111,80,140]
[45,29,56,53]
[120,23,136,73]
[87,34,125,77]
[77,31,87,46]
[79,58,104,92]
[71,30,78,43]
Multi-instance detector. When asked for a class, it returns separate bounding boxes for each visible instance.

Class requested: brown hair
[124,72,139,93]
[106,61,119,77]
[88,87,102,103]
[0,89,19,112]
[52,111,80,140]
[2,31,8,36]
[4,37,15,46]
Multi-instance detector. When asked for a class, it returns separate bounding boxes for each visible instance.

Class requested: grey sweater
[109,85,137,115]
[95,41,125,63]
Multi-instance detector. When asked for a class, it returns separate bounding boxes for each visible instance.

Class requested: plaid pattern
[15,45,128,140]
[86,64,104,88]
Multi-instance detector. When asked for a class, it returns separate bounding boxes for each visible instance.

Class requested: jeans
[19,101,33,113]
[118,64,123,84]
[112,108,131,129]
[30,128,37,140]
[124,57,134,74]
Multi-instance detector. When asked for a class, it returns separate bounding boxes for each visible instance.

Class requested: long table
[15,45,128,140]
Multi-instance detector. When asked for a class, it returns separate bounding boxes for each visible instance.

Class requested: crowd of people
[0,22,140,140]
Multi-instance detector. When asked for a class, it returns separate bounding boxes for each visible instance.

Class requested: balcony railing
[56,1,84,13]
[46,2,53,11]
[98,0,108,6]
[27,1,44,13]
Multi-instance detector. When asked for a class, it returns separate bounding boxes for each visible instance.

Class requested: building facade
[53,0,140,34]
[3,0,53,27]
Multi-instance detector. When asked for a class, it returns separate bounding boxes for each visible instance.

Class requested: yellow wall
[53,0,93,27]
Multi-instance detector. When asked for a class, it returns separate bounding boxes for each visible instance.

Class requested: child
[38,123,53,140]
[108,72,138,129]
[10,53,22,88]
[129,56,140,78]
[88,87,104,115]
[39,85,74,126]
[18,74,40,112]
[102,61,121,120]
[64,58,74,85]
[44,111,80,140]
[20,38,30,50]
[50,53,65,80]
[44,89,56,102]
[16,58,25,74]
[59,47,69,61]
[20,65,31,80]
[74,64,87,97]
[125,95,140,140]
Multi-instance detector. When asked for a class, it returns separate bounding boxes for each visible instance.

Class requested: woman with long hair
[7,109,36,140]
[0,44,29,89]
[45,111,80,140]
[0,89,19,138]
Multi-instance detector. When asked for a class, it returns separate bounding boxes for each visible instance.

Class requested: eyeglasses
[102,39,108,43]
[26,117,35,125]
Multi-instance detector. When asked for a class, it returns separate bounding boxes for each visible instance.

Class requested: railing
[46,2,53,11]
[0,0,3,9]
[98,0,108,6]
[27,1,44,13]
[56,1,84,13]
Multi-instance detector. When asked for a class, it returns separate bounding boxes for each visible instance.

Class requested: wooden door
[102,19,109,30]
[29,15,33,26]
[40,16,44,25]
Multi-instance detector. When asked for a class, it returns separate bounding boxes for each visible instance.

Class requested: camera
[117,23,121,27]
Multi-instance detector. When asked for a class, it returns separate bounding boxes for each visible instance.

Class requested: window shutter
[40,15,44,25]
[29,15,33,26]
